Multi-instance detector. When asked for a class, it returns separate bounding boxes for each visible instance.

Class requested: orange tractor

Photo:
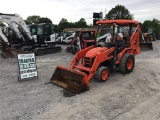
[51,20,141,94]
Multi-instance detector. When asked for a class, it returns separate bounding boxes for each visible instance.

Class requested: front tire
[94,66,110,82]
[120,53,135,74]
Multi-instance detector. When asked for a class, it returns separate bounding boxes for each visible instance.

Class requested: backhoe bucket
[50,66,88,94]
[1,49,15,58]
[139,42,153,51]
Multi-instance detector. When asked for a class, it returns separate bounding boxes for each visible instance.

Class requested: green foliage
[106,4,134,20]
[142,18,160,39]
[88,23,93,27]
[26,15,52,25]
[54,24,58,33]
[75,18,88,28]
[24,20,30,25]
[58,18,69,32]
[26,15,41,24]
[25,14,89,32]
[68,22,75,28]
[57,18,88,32]
[39,17,52,24]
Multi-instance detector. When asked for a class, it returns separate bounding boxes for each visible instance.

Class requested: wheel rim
[127,59,133,70]
[101,69,109,81]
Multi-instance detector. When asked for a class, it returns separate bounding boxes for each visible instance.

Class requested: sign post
[17,53,38,81]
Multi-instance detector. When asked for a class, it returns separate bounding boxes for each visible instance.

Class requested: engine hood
[85,47,109,58]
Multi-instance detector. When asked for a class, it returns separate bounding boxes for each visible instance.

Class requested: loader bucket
[1,49,15,58]
[139,42,153,51]
[50,66,89,94]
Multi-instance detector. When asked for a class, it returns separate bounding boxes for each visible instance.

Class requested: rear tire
[94,66,110,82]
[75,46,80,53]
[71,45,76,54]
[120,53,135,74]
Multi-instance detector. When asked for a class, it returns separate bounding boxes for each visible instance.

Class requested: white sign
[18,53,38,80]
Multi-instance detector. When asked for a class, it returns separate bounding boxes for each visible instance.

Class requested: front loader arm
[69,45,94,68]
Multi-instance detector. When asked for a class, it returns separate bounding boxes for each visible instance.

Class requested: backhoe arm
[0,28,9,45]
[0,13,33,41]
[69,45,95,68]
[0,28,15,58]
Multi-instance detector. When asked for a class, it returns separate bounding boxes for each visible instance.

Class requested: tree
[26,15,41,24]
[39,17,52,24]
[57,18,89,32]
[68,22,75,28]
[88,23,93,27]
[106,4,134,20]
[58,18,69,32]
[24,20,30,25]
[75,18,88,28]
[54,24,58,33]
[26,15,53,25]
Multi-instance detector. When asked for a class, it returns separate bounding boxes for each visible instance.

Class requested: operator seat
[117,40,124,47]
[117,33,124,46]
[116,33,125,53]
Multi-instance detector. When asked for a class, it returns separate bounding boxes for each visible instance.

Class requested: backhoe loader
[50,20,141,94]
[138,27,154,51]
[139,31,153,51]
[142,28,156,42]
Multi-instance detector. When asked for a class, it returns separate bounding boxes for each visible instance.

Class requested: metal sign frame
[17,53,38,82]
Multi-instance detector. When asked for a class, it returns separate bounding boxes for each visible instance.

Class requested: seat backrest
[116,40,124,47]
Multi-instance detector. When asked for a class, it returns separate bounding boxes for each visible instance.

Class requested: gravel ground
[0,41,160,120]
